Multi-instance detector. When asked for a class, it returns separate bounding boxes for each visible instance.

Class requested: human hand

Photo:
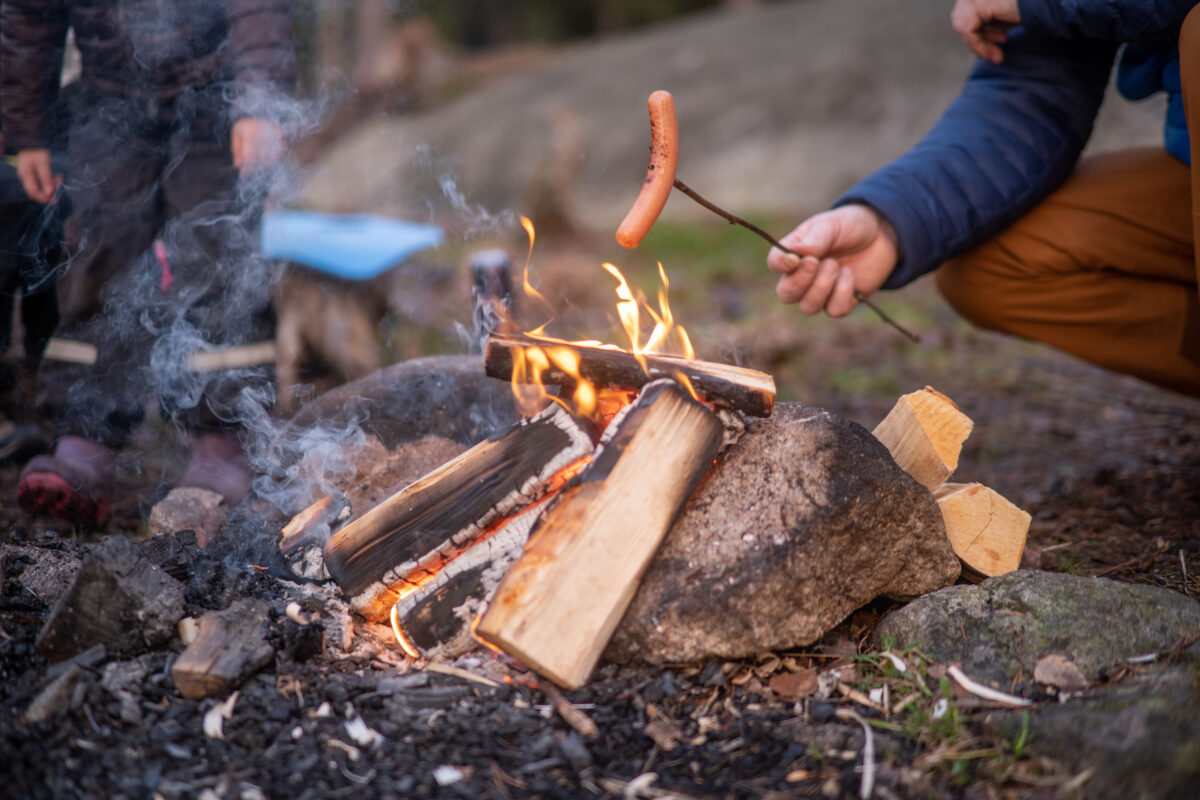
[950,0,1020,63]
[766,205,899,318]
[16,148,62,204]
[231,117,285,178]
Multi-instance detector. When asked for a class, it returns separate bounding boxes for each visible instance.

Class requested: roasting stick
[617,90,919,344]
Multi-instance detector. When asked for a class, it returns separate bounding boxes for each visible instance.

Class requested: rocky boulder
[608,402,960,664]
[871,570,1200,686]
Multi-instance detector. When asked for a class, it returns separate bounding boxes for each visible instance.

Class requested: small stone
[809,701,836,723]
[148,488,227,548]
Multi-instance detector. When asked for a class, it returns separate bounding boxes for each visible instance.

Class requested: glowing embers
[321,404,594,624]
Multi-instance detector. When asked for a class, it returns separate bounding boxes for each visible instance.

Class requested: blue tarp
[261,210,444,280]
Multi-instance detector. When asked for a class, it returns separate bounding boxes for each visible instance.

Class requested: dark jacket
[837,0,1198,290]
[0,0,295,150]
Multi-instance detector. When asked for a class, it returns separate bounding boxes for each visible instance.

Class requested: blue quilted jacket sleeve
[1019,0,1198,41]
[835,30,1116,289]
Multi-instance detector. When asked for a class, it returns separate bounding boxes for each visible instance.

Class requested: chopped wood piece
[391,502,542,660]
[485,331,776,417]
[475,380,725,689]
[171,599,274,700]
[934,483,1030,577]
[872,386,974,490]
[324,404,594,622]
[35,537,184,663]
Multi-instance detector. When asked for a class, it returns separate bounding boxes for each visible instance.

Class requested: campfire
[285,218,777,687]
[265,218,1028,693]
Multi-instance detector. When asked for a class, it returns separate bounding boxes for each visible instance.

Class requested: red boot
[18,436,116,526]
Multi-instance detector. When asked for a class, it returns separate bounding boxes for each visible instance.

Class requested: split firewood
[872,386,973,490]
[475,380,725,689]
[323,404,594,622]
[171,599,275,700]
[391,502,543,660]
[934,483,1030,577]
[485,331,776,418]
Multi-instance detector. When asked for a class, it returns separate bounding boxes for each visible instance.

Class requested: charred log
[485,332,775,417]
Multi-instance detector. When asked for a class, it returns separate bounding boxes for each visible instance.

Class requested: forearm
[835,32,1116,289]
[0,0,69,149]
[1018,0,1198,41]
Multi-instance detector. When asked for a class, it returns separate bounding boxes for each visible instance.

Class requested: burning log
[323,404,594,622]
[485,331,775,418]
[934,483,1030,577]
[391,503,543,660]
[475,380,725,689]
[871,386,973,491]
[171,599,275,700]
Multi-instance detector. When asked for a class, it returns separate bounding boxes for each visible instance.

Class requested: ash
[0,520,913,800]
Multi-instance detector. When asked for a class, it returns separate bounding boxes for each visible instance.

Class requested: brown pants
[937,8,1200,398]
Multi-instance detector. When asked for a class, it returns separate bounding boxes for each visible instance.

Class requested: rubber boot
[18,435,117,526]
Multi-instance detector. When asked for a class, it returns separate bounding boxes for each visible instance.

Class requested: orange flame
[509,219,701,417]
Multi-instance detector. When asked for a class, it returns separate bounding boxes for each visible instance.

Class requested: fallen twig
[540,683,599,739]
[835,707,876,800]
[422,662,501,688]
[599,773,711,800]
[947,665,1031,707]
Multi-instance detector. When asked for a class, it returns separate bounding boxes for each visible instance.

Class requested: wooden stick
[485,331,775,417]
[474,380,725,688]
[872,386,973,491]
[323,404,593,621]
[935,483,1029,577]
[672,178,920,343]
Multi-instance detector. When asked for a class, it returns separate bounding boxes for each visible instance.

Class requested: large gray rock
[302,0,1157,227]
[265,355,519,510]
[607,402,959,664]
[286,355,518,449]
[872,570,1200,686]
[986,665,1200,800]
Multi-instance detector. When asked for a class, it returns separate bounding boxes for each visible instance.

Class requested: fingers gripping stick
[616,90,679,249]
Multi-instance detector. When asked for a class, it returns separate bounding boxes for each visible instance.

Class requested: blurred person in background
[1,0,295,525]
[767,0,1200,399]
[0,12,74,467]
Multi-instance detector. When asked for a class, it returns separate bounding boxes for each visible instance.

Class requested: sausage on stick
[616,90,679,249]
[614,90,919,343]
